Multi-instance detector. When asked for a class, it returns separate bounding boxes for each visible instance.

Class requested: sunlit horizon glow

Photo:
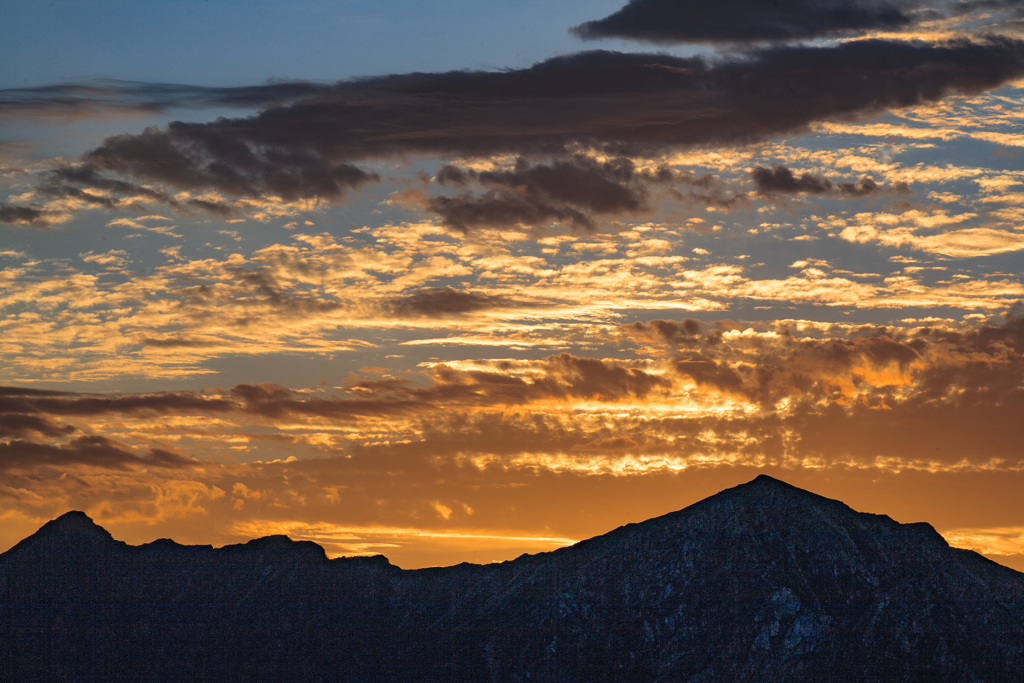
[2,0,1024,571]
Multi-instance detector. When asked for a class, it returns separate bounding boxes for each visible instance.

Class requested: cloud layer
[0,80,330,119]
[571,0,914,44]
[4,37,1022,227]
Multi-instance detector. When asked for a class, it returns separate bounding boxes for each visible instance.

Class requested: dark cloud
[45,165,172,202]
[3,38,1018,227]
[137,40,1022,161]
[531,353,674,402]
[3,136,373,229]
[0,387,70,397]
[751,165,912,197]
[908,314,1024,400]
[655,316,1024,414]
[429,155,671,230]
[148,264,344,324]
[0,202,52,228]
[84,134,379,203]
[834,176,911,197]
[228,382,429,421]
[752,166,833,194]
[572,435,640,452]
[435,164,476,186]
[389,287,511,316]
[412,355,674,406]
[659,172,751,210]
[428,193,596,232]
[621,319,705,347]
[570,0,915,44]
[0,79,331,119]
[0,413,75,439]
[25,164,236,220]
[224,266,344,316]
[475,156,668,212]
[0,435,193,472]
[948,0,1024,19]
[672,333,925,405]
[139,337,223,349]
[0,387,234,418]
[228,355,672,421]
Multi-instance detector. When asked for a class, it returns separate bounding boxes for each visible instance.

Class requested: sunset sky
[2,0,1023,570]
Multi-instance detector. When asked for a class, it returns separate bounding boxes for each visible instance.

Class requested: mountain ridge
[3,475,1023,682]
[5,475,947,569]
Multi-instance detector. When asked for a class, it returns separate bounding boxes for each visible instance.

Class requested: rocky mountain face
[2,475,1023,682]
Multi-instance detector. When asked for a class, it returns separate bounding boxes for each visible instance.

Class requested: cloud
[572,435,640,452]
[0,202,53,228]
[449,156,669,212]
[428,193,597,232]
[428,155,670,231]
[0,79,331,119]
[0,354,674,441]
[836,210,1024,256]
[4,221,1022,385]
[343,315,1024,470]
[902,228,1024,257]
[0,413,75,439]
[620,318,705,347]
[752,165,833,194]
[672,333,924,406]
[6,37,1022,225]
[569,0,1024,45]
[424,156,750,232]
[3,174,263,233]
[107,40,1024,161]
[0,385,234,417]
[569,0,915,44]
[947,0,1024,28]
[389,287,512,317]
[228,382,432,420]
[529,353,674,402]
[346,355,674,409]
[0,435,193,472]
[83,138,379,203]
[751,165,911,197]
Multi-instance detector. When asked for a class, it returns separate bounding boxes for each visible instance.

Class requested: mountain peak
[221,534,328,564]
[748,473,790,488]
[49,510,101,528]
[730,474,841,504]
[21,510,117,549]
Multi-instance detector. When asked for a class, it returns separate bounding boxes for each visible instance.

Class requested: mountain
[2,475,1023,682]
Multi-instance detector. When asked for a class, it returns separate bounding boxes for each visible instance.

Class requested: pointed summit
[713,473,846,509]
[741,473,820,494]
[38,511,114,540]
[47,510,102,528]
[7,510,120,557]
[749,473,790,486]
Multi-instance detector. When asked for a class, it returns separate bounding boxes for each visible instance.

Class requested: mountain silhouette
[2,475,1022,682]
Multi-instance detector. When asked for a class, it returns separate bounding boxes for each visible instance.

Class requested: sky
[1,0,1023,570]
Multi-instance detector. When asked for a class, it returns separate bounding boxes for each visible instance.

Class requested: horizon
[7,474,1013,572]
[2,0,1024,572]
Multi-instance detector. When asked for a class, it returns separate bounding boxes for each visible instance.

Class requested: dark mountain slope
[2,475,1023,682]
